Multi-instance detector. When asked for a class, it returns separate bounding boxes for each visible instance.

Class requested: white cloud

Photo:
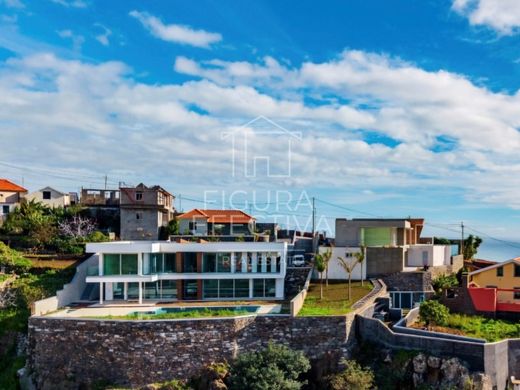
[452,0,520,35]
[94,23,111,46]
[129,10,222,48]
[3,49,520,210]
[51,0,88,8]
[1,0,24,8]
[57,29,84,51]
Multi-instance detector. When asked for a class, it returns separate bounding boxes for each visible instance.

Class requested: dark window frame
[497,266,504,277]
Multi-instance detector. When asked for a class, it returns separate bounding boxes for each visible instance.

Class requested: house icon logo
[221,116,302,178]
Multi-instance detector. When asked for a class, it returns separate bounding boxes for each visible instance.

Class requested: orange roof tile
[179,209,255,223]
[0,179,27,193]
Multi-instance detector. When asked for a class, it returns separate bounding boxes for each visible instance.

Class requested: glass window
[235,279,249,298]
[203,280,219,298]
[265,279,276,298]
[121,254,138,275]
[203,253,217,272]
[113,282,124,299]
[515,265,520,277]
[217,253,231,273]
[253,279,264,298]
[497,266,504,277]
[42,191,51,200]
[219,279,234,298]
[144,282,160,299]
[127,282,139,300]
[184,280,198,299]
[514,288,520,300]
[163,253,176,273]
[103,254,120,275]
[183,253,197,272]
[161,280,177,299]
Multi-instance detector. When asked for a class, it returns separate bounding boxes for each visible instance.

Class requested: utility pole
[179,194,182,212]
[461,221,465,257]
[312,197,316,236]
[104,175,107,190]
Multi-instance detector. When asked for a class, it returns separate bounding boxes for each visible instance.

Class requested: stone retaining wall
[28,314,356,389]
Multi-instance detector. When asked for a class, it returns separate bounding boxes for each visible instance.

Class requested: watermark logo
[221,115,302,178]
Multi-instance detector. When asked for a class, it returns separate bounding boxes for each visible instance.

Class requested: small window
[42,191,51,200]
[2,205,9,214]
[136,192,143,201]
[486,285,497,289]
[497,267,504,277]
[136,212,141,220]
[515,265,520,277]
[515,288,520,300]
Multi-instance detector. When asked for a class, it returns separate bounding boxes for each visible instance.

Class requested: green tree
[354,247,366,287]
[433,237,451,245]
[463,234,482,260]
[337,256,359,301]
[432,273,459,295]
[419,300,449,329]
[314,254,326,300]
[321,247,333,287]
[229,343,310,390]
[328,359,374,390]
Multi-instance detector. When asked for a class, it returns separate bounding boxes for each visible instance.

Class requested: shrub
[0,242,31,274]
[87,231,109,243]
[419,300,449,328]
[328,359,375,390]
[229,343,310,390]
[432,273,458,295]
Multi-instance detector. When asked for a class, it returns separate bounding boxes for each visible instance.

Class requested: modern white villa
[85,240,287,304]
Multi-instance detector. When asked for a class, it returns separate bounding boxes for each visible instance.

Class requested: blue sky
[2,0,520,254]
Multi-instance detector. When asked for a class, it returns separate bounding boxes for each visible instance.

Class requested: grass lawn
[412,313,520,342]
[298,280,373,316]
[96,308,252,320]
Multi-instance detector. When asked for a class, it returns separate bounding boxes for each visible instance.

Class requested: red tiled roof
[0,179,27,193]
[179,209,255,223]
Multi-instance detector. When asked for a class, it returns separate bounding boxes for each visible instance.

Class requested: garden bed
[298,280,372,316]
[410,313,520,342]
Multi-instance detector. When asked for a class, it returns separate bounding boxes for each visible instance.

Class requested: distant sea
[475,240,520,262]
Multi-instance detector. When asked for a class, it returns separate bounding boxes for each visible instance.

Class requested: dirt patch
[409,322,466,336]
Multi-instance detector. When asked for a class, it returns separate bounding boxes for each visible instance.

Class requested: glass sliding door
[183,280,198,300]
[127,282,139,300]
[161,280,177,299]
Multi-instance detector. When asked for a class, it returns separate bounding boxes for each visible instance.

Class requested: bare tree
[58,215,96,239]
[337,256,359,301]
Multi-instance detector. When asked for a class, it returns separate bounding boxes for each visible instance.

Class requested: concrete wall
[32,255,98,316]
[366,247,405,278]
[179,218,208,235]
[28,314,356,389]
[335,219,409,247]
[120,208,161,240]
[290,268,313,316]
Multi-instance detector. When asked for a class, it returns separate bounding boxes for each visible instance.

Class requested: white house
[406,245,452,267]
[85,240,287,304]
[318,246,366,280]
[25,186,71,208]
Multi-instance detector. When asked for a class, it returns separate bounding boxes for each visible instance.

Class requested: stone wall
[28,314,356,389]
[383,271,433,292]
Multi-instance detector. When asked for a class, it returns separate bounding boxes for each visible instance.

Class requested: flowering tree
[58,215,96,239]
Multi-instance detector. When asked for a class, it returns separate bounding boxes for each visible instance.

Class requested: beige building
[25,186,71,208]
[0,179,27,223]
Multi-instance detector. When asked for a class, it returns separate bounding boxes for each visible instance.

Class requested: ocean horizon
[474,240,520,262]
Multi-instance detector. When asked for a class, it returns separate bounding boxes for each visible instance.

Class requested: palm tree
[337,255,359,301]
[354,246,366,287]
[321,247,333,287]
[314,254,326,300]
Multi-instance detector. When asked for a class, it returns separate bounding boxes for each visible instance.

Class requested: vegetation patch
[415,301,520,342]
[95,308,252,320]
[298,281,372,316]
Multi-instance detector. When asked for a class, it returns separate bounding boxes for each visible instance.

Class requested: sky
[1,0,520,255]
